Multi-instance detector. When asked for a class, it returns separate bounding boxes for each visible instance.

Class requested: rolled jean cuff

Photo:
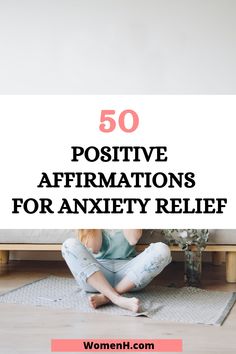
[126,270,141,288]
[79,263,100,282]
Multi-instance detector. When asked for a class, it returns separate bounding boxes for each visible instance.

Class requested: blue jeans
[61,238,172,292]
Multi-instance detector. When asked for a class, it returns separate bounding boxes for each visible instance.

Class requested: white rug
[0,275,235,326]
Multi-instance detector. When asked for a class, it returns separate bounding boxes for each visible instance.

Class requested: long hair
[75,229,98,246]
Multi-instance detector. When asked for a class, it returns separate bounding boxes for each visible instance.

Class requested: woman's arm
[123,229,143,246]
[75,229,103,254]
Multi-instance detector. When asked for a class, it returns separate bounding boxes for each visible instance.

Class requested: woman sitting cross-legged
[62,229,171,313]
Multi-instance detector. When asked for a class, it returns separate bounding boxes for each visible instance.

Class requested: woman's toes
[89,295,97,309]
[88,294,109,309]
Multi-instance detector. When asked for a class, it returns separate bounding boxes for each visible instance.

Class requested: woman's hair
[75,229,98,245]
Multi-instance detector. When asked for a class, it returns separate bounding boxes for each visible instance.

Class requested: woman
[61,229,171,313]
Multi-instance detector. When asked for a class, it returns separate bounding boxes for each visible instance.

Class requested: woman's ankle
[109,293,122,304]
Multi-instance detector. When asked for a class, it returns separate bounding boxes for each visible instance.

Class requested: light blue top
[94,229,136,260]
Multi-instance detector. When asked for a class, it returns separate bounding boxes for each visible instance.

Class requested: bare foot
[111,295,141,313]
[89,294,141,313]
[89,294,110,309]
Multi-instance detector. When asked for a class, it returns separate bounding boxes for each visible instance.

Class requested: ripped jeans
[61,238,172,292]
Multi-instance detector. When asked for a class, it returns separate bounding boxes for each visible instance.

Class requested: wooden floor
[0,260,236,354]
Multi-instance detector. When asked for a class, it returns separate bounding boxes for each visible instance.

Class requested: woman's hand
[123,229,142,246]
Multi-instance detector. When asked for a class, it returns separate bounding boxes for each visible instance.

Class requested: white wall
[0,0,236,94]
